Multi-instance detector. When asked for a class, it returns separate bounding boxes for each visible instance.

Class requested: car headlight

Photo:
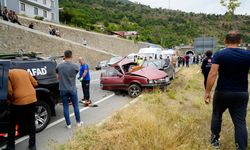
[165,77,169,83]
[148,80,154,84]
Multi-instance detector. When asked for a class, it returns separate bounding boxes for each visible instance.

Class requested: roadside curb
[96,95,142,127]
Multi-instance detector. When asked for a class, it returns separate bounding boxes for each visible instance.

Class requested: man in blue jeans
[205,31,250,150]
[56,50,83,128]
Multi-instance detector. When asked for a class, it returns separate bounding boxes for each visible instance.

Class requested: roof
[111,31,138,37]
[138,47,162,54]
[162,50,175,55]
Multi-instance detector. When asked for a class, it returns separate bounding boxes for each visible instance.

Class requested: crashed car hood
[131,67,167,80]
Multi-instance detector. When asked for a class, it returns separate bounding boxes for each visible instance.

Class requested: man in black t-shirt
[201,50,213,88]
[205,31,250,150]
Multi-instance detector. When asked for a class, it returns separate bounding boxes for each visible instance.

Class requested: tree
[59,0,249,47]
[220,0,240,25]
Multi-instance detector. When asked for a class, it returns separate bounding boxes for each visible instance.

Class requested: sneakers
[66,122,83,128]
[81,100,92,107]
[66,124,72,129]
[79,99,87,104]
[77,121,84,127]
[210,134,220,149]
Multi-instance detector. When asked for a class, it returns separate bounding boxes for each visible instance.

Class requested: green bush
[34,16,44,21]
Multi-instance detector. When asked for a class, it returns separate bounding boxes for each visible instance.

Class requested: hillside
[59,0,250,48]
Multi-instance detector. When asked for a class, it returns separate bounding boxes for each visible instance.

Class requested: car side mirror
[164,64,169,68]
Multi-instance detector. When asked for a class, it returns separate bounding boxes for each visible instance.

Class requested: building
[111,31,138,39]
[175,45,194,55]
[0,0,59,23]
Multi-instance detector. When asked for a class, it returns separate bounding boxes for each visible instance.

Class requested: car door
[0,60,10,101]
[101,67,125,90]
[0,60,10,133]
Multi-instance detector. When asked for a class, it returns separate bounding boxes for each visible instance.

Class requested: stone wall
[0,20,114,69]
[18,16,150,56]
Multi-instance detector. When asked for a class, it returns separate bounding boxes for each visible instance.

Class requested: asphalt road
[1,70,133,150]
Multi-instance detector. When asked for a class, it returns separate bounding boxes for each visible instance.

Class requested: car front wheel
[35,101,51,133]
[128,84,142,98]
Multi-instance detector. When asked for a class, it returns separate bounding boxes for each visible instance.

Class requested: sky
[129,0,250,15]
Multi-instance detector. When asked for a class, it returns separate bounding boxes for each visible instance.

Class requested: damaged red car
[100,58,169,98]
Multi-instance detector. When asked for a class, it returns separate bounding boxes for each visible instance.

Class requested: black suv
[0,52,61,137]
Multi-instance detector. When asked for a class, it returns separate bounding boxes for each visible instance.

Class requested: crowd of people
[132,52,205,69]
[176,54,203,68]
[0,7,63,37]
[0,7,22,25]
[0,6,37,30]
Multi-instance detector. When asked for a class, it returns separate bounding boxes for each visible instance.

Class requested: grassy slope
[56,66,250,150]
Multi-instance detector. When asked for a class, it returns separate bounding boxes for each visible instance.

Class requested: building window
[34,7,38,15]
[51,13,55,20]
[43,10,47,18]
[20,3,25,12]
[43,0,46,5]
[51,0,54,8]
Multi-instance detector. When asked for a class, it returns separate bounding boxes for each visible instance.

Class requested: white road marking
[1,93,115,147]
[46,93,114,129]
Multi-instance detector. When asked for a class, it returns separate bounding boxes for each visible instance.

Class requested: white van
[138,47,162,60]
[161,49,176,59]
[127,53,138,62]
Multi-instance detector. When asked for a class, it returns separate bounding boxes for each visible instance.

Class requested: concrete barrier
[0,20,115,69]
[18,16,150,56]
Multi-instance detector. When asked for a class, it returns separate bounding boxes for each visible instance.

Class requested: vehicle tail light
[0,125,19,138]
[0,133,7,137]
[15,125,19,136]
